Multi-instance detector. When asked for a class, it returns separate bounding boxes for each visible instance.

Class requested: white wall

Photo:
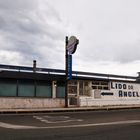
[0,98,65,109]
[79,96,140,107]
[79,81,140,107]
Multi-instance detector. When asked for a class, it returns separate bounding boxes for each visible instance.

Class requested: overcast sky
[0,0,140,76]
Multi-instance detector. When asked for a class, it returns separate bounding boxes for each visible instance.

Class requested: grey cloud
[81,41,140,64]
[0,0,38,11]
[114,42,140,63]
[0,0,66,67]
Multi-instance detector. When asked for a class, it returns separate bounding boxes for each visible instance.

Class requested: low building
[0,64,139,109]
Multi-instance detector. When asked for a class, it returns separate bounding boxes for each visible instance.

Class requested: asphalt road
[0,109,140,140]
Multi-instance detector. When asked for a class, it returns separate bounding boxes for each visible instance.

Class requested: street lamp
[65,36,79,107]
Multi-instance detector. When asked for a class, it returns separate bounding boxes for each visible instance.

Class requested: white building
[0,64,139,109]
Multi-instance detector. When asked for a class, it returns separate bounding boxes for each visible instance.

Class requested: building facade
[0,64,139,109]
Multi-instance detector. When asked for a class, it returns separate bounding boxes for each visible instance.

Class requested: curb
[0,106,140,114]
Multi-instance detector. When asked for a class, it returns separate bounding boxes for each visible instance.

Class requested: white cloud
[0,50,23,65]
[0,0,140,76]
[49,0,140,75]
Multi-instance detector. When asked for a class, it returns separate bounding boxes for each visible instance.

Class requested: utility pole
[65,36,69,107]
[65,36,79,108]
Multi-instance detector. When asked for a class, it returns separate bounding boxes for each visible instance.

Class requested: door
[68,80,78,106]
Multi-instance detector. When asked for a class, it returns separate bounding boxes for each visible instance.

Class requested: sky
[0,0,140,76]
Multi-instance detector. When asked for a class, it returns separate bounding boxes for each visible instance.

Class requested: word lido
[111,82,140,97]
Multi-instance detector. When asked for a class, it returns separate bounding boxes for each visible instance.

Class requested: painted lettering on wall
[111,82,140,97]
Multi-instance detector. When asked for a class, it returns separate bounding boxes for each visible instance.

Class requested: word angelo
[111,82,139,97]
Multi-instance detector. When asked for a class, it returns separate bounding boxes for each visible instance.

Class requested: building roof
[0,64,138,83]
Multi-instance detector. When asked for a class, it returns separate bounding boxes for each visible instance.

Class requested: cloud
[55,0,140,64]
[1,0,140,76]
[0,50,23,65]
[0,0,66,68]
[47,0,140,76]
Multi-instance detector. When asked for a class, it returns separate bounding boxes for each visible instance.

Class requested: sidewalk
[0,105,140,114]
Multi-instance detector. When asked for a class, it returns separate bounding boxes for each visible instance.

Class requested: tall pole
[65,36,79,107]
[65,36,68,107]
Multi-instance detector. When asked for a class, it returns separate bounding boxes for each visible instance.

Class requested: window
[68,80,77,95]
[92,81,109,90]
[0,79,54,98]
[36,82,52,97]
[0,80,17,97]
[18,80,35,97]
[56,82,65,98]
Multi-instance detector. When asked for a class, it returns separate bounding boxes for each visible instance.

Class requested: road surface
[0,109,139,140]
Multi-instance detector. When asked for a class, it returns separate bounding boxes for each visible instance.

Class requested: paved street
[0,109,140,140]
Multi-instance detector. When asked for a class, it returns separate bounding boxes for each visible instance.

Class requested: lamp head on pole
[67,36,79,55]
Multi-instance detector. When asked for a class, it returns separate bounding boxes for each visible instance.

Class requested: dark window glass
[18,80,35,97]
[92,86,98,89]
[57,86,65,98]
[98,86,102,89]
[36,83,52,97]
[56,82,65,98]
[103,86,109,90]
[0,81,17,96]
